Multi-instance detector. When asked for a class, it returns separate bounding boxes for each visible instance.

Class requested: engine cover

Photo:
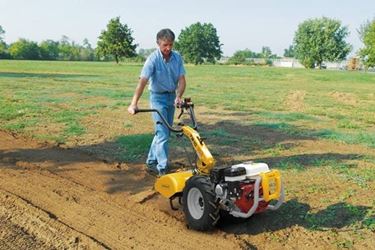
[224,166,247,182]
[210,165,231,184]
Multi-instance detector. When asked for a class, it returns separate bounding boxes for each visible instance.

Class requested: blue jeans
[146,92,176,172]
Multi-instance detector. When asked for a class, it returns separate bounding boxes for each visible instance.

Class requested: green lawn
[1,60,374,147]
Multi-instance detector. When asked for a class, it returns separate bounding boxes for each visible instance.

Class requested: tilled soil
[0,131,241,249]
[0,130,374,249]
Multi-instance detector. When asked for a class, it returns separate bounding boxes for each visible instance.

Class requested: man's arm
[128,77,148,114]
[175,75,186,105]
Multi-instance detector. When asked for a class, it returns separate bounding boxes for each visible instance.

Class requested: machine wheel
[182,175,220,231]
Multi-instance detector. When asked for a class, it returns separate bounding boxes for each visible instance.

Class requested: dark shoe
[146,164,159,176]
[158,169,167,176]
[146,161,158,168]
[146,165,168,177]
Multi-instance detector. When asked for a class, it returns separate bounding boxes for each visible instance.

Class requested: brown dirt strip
[0,131,242,249]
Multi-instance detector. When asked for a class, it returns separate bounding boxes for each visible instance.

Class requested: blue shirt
[140,49,185,93]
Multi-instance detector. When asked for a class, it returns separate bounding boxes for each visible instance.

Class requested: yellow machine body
[260,170,282,202]
[154,125,215,199]
[154,171,194,198]
[154,123,283,204]
[181,126,215,174]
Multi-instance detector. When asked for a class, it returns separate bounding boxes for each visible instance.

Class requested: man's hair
[156,29,175,42]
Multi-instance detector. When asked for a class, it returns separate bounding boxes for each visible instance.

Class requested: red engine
[234,183,269,213]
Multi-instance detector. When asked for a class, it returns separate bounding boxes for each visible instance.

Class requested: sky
[0,0,374,57]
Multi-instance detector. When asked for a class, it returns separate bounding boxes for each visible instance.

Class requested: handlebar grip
[133,105,197,131]
[133,108,183,132]
[135,109,154,114]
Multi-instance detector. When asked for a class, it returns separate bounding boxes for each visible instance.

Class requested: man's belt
[151,90,175,94]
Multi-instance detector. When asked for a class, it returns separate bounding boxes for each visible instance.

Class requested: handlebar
[135,98,198,132]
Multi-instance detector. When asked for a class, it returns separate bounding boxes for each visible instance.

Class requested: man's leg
[146,136,158,167]
[146,93,174,173]
[154,120,169,172]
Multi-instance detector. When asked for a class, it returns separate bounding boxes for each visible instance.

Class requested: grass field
[0,60,374,248]
[1,60,374,145]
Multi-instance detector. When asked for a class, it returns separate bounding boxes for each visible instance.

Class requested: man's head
[156,29,175,58]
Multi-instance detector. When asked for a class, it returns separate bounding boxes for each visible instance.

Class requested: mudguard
[154,171,194,198]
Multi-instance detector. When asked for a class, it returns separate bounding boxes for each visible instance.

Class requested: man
[128,28,186,176]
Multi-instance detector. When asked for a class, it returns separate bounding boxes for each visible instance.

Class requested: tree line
[0,32,97,61]
[1,16,375,69]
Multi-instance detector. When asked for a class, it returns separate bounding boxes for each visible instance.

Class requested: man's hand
[175,96,183,107]
[127,104,138,115]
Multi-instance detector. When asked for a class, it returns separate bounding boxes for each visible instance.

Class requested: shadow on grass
[256,153,361,170]
[0,71,98,79]
[218,199,371,234]
[0,139,155,194]
[0,117,369,195]
[169,120,365,168]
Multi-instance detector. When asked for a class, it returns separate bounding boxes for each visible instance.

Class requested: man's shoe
[146,161,158,168]
[146,165,159,176]
[158,169,167,176]
[146,165,168,177]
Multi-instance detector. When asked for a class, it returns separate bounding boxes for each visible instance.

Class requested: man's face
[158,39,173,57]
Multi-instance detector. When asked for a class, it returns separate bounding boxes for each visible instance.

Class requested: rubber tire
[182,175,220,231]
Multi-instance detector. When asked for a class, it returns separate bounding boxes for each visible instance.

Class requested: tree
[260,46,278,65]
[138,48,156,59]
[0,41,7,58]
[229,49,252,65]
[294,17,352,68]
[283,45,295,58]
[80,38,95,61]
[39,39,59,60]
[0,25,9,59]
[0,25,4,41]
[9,39,40,60]
[58,36,72,60]
[175,22,222,64]
[97,17,137,63]
[228,49,257,65]
[358,18,375,69]
[261,46,272,59]
[58,35,81,61]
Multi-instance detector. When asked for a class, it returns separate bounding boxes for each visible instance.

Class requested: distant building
[273,58,358,70]
[272,58,304,68]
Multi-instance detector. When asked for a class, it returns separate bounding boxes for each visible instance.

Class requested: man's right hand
[127,104,138,115]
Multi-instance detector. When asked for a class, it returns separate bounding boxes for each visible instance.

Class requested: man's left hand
[175,96,182,106]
